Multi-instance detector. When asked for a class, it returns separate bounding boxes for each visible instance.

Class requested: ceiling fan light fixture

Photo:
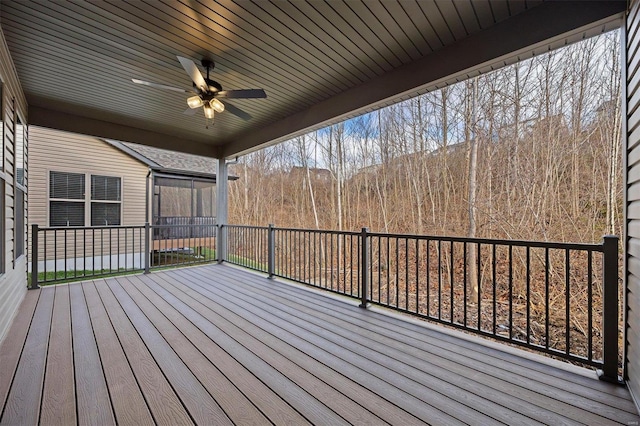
[187,95,204,109]
[210,99,225,113]
[203,104,215,119]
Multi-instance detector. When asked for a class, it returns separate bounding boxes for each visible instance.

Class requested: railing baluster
[545,247,550,349]
[123,227,127,271]
[438,240,442,320]
[509,244,513,339]
[526,246,531,345]
[450,240,454,322]
[587,250,593,362]
[377,237,381,303]
[477,242,481,331]
[405,238,409,312]
[395,238,399,308]
[415,238,419,314]
[492,244,497,335]
[463,242,467,326]
[387,237,390,305]
[109,227,112,275]
[74,228,77,279]
[54,229,57,282]
[144,223,150,274]
[426,239,430,317]
[64,229,67,281]
[565,249,571,355]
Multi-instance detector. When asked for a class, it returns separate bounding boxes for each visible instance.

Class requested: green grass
[31,248,272,286]
[225,253,269,271]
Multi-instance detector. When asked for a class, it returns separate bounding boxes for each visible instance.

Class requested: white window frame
[47,171,123,227]
[14,111,26,260]
[90,174,122,226]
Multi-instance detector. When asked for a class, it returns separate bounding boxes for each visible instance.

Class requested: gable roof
[105,139,217,178]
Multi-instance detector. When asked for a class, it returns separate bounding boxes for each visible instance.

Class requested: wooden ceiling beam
[29,102,220,158]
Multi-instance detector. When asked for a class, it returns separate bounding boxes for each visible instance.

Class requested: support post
[216,158,229,264]
[360,227,369,308]
[599,235,622,383]
[268,224,275,278]
[144,222,150,274]
[29,224,39,290]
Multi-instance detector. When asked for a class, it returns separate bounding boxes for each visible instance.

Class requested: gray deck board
[69,284,115,426]
[81,280,152,426]
[1,263,639,425]
[40,285,75,425]
[197,266,634,424]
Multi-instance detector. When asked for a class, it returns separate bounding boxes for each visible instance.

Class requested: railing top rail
[271,226,361,236]
[365,231,605,251]
[225,224,270,230]
[38,225,146,231]
[153,224,218,228]
[257,225,605,251]
[153,215,216,219]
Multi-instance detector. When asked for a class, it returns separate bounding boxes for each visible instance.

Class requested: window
[0,83,3,171]
[49,172,123,227]
[49,171,85,226]
[15,188,23,258]
[153,176,216,220]
[90,175,121,226]
[0,182,4,273]
[15,116,25,258]
[15,117,24,187]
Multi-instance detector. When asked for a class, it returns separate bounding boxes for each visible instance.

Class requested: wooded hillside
[229,31,621,244]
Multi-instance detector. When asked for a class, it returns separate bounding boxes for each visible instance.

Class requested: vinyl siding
[628,0,640,410]
[28,127,149,262]
[0,24,28,344]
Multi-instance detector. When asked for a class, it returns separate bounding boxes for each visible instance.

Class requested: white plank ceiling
[0,1,626,158]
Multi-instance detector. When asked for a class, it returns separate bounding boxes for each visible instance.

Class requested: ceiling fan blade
[177,56,208,93]
[132,79,190,93]
[215,89,267,99]
[183,107,197,116]
[220,100,252,121]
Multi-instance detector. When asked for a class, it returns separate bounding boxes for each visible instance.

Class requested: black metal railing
[31,221,620,381]
[30,224,146,286]
[273,227,363,299]
[220,224,619,382]
[152,216,216,239]
[225,225,270,273]
[150,223,217,269]
[30,222,218,286]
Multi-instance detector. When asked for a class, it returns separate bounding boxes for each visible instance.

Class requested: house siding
[28,127,149,265]
[29,127,148,226]
[628,0,640,409]
[0,25,28,343]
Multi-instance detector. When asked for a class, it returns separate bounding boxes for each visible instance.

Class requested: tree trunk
[467,77,480,303]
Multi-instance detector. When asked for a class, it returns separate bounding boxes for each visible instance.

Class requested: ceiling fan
[132,56,266,124]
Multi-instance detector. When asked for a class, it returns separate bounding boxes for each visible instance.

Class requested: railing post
[144,222,150,274]
[359,227,369,308]
[268,224,275,278]
[29,224,39,290]
[599,235,622,383]
[217,224,226,264]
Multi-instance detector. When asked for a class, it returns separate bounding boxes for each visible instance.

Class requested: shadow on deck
[0,263,638,425]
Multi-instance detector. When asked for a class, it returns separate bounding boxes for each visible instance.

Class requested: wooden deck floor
[0,264,638,425]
